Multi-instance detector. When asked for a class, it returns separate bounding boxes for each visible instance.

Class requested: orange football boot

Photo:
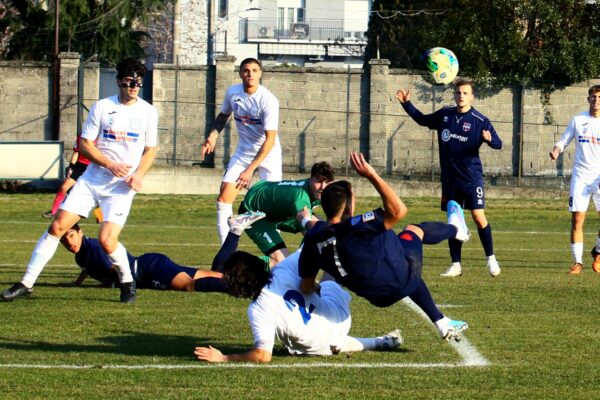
[568,263,583,275]
[591,247,600,273]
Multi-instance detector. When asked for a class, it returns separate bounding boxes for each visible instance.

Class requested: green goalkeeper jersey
[240,178,319,233]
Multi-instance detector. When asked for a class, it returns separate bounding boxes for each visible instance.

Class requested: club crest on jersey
[362,211,375,222]
[441,129,451,142]
[462,122,471,132]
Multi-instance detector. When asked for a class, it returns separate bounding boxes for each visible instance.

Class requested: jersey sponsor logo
[463,122,471,132]
[350,215,362,225]
[441,129,451,142]
[102,129,139,142]
[577,134,600,144]
[362,211,375,222]
[277,180,305,187]
[442,130,469,143]
[234,115,263,126]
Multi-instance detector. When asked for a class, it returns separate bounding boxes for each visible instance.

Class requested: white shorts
[60,176,136,227]
[569,175,600,212]
[222,151,282,184]
[310,281,352,355]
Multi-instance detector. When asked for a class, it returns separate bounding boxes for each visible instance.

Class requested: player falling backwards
[299,153,469,341]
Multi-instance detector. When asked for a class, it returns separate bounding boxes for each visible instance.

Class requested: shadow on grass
[0,334,410,361]
[0,332,254,359]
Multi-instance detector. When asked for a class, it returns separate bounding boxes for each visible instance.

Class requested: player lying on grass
[299,152,470,341]
[59,223,226,292]
[194,248,402,363]
[236,161,335,266]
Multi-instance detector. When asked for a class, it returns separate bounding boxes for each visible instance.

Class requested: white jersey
[81,95,158,185]
[248,250,352,356]
[221,84,281,162]
[555,111,600,179]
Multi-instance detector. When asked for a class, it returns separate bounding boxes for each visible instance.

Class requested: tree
[2,0,169,65]
[368,0,600,86]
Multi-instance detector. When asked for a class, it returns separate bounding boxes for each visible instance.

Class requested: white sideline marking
[0,220,591,235]
[0,238,578,251]
[0,301,489,370]
[0,362,474,370]
[402,298,490,367]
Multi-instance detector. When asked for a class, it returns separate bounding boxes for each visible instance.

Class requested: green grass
[0,193,599,399]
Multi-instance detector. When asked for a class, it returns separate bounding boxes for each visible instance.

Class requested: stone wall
[1,53,595,180]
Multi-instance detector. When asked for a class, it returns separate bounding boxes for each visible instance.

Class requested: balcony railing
[241,18,367,43]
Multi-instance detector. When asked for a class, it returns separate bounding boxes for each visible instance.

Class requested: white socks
[108,243,133,284]
[340,336,375,352]
[22,231,60,288]
[216,201,233,244]
[571,242,583,264]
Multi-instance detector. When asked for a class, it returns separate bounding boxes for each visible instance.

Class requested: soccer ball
[424,47,459,85]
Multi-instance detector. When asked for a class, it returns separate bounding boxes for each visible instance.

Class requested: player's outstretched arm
[350,152,407,229]
[194,345,272,363]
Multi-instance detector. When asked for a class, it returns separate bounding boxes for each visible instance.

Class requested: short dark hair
[454,78,474,93]
[320,180,353,220]
[310,161,335,182]
[239,58,262,71]
[116,58,146,80]
[589,85,600,95]
[223,251,271,300]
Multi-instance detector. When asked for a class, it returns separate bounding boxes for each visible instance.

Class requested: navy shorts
[397,230,424,280]
[69,161,88,181]
[441,181,485,211]
[134,253,197,290]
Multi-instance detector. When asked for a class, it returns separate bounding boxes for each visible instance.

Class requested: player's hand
[350,152,377,179]
[236,168,254,190]
[396,89,410,103]
[201,131,219,159]
[194,345,226,362]
[296,206,311,222]
[108,162,132,178]
[482,129,492,143]
[549,146,560,160]
[125,174,143,192]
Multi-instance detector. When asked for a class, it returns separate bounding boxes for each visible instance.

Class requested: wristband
[301,216,312,229]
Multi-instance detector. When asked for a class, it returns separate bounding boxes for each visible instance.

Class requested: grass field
[1,193,599,399]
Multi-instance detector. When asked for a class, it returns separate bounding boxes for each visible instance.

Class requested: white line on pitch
[401,298,490,367]
[0,362,472,370]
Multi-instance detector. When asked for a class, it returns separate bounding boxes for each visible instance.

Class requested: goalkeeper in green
[238,162,334,265]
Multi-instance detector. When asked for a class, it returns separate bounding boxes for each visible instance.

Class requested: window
[218,0,227,18]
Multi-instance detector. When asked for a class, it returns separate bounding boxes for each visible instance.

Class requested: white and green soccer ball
[424,47,459,85]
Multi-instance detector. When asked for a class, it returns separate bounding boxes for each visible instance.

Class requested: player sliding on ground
[194,248,402,363]
[299,152,469,341]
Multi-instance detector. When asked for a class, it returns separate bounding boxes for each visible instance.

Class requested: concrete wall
[0,61,52,141]
[2,52,596,182]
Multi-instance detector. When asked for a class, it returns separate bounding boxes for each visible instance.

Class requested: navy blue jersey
[299,208,420,307]
[74,237,195,290]
[402,102,502,190]
[74,236,135,286]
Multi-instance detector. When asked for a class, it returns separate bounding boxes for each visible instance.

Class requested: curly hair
[310,161,335,183]
[223,251,272,300]
[116,57,146,80]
